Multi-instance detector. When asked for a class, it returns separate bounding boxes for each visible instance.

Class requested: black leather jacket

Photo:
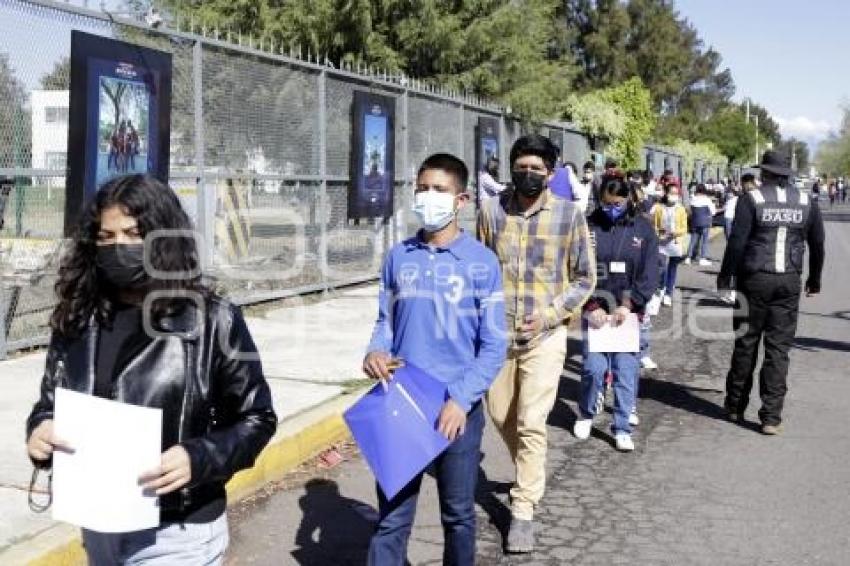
[26,296,278,518]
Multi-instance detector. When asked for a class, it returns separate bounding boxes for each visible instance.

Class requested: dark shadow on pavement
[793,336,850,353]
[799,309,850,321]
[821,212,850,223]
[292,478,376,565]
[696,296,733,308]
[549,373,618,447]
[475,462,512,543]
[636,376,729,423]
[549,373,581,430]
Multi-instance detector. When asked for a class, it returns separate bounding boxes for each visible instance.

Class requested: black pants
[725,272,801,425]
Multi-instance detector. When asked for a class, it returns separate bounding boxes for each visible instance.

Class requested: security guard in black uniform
[718,150,825,435]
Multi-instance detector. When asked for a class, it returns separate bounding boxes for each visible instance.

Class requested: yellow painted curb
[225,412,351,502]
[4,390,365,566]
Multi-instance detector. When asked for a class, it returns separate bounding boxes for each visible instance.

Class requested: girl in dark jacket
[573,176,658,452]
[25,175,277,564]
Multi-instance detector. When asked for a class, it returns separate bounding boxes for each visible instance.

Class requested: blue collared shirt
[367,231,508,411]
[549,165,574,201]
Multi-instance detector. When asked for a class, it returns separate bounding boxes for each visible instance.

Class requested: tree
[159,0,576,122]
[776,137,810,173]
[101,81,128,128]
[0,53,30,169]
[743,101,781,147]
[560,0,634,92]
[816,105,850,176]
[561,0,735,120]
[40,57,70,90]
[602,77,655,168]
[697,105,757,165]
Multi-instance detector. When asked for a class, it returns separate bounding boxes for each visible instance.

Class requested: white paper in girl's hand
[52,388,162,533]
[588,313,640,353]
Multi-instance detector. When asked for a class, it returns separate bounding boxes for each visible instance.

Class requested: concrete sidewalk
[0,285,379,564]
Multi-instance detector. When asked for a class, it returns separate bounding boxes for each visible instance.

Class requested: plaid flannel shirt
[477,188,596,351]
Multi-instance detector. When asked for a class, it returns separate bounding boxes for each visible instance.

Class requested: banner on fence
[475,116,500,203]
[65,31,172,234]
[349,91,395,220]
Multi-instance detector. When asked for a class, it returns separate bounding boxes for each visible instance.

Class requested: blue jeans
[659,254,683,296]
[368,402,484,566]
[687,227,710,260]
[580,334,640,434]
[639,316,651,359]
[82,513,228,565]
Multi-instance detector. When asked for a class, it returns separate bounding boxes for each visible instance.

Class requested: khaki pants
[486,326,567,521]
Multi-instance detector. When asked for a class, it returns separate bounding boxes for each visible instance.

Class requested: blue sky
[675,0,849,147]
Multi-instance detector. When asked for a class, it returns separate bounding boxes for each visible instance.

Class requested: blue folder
[343,363,450,500]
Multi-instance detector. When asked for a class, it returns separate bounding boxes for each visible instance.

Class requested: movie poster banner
[349,91,395,220]
[65,31,172,234]
[475,116,500,201]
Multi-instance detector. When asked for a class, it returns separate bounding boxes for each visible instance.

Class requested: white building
[31,90,69,187]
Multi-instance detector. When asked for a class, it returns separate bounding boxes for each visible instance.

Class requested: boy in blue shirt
[363,153,508,565]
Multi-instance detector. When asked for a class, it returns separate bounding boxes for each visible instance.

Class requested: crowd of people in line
[812,176,847,207]
[22,133,824,564]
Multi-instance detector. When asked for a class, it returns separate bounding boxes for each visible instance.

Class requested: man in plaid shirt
[478,134,596,553]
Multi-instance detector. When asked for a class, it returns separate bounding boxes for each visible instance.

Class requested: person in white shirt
[573,160,596,214]
[684,184,717,266]
[478,156,506,204]
[723,188,739,240]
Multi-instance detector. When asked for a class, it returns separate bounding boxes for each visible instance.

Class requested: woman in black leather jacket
[25,174,277,564]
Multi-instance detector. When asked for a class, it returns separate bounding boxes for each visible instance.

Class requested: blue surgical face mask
[412,190,457,232]
[602,202,627,221]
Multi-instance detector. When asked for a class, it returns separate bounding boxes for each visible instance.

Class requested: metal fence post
[317,69,328,286]
[192,40,213,271]
[399,88,410,244]
[457,102,464,164]
[499,114,508,180]
[0,285,10,360]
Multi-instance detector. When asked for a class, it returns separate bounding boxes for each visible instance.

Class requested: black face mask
[512,171,546,198]
[96,243,148,289]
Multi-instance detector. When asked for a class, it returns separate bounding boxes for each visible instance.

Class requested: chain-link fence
[0,0,682,358]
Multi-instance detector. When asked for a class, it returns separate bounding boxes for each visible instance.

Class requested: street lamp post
[754,114,759,165]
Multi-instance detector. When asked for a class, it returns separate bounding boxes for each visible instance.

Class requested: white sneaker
[662,294,672,307]
[640,356,658,370]
[684,257,692,265]
[646,293,662,316]
[574,418,593,440]
[699,258,712,266]
[615,433,635,452]
[629,408,640,427]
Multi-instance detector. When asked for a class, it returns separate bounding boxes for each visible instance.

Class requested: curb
[3,388,366,566]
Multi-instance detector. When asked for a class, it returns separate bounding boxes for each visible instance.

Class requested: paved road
[227,214,850,565]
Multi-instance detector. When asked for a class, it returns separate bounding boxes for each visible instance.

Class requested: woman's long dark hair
[51,175,209,337]
[599,175,638,218]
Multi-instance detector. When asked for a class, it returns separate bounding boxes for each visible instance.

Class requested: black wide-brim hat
[756,150,794,177]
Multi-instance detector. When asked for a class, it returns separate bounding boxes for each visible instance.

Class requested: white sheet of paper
[587,313,640,353]
[53,388,162,533]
